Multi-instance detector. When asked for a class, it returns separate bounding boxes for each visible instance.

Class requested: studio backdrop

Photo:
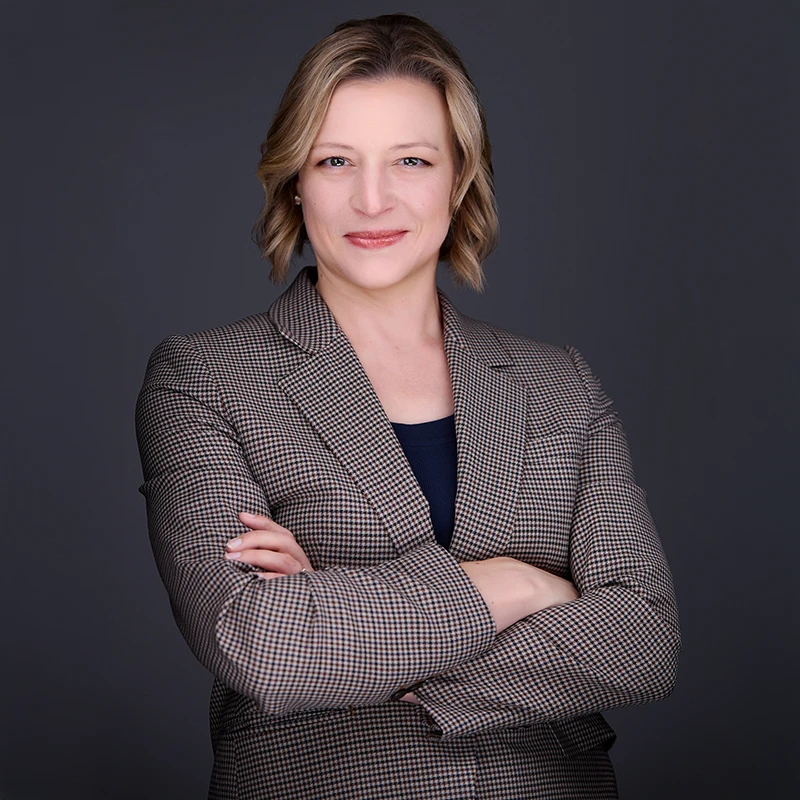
[3,2,798,798]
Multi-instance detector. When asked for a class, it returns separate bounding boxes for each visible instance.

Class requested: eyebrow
[311,141,440,152]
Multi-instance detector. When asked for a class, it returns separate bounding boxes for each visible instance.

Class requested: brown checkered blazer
[135,265,680,799]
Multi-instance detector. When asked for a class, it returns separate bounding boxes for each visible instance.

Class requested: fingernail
[226,538,242,549]
[239,511,256,519]
[225,551,241,560]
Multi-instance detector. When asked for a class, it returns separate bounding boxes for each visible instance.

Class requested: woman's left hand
[398,692,421,704]
[225,511,314,579]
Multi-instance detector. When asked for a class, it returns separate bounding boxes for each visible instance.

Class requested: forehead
[313,78,452,148]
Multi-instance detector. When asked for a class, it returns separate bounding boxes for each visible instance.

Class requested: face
[295,77,457,294]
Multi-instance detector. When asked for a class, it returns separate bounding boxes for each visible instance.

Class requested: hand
[526,563,579,613]
[225,511,314,579]
[398,691,421,704]
[460,557,579,633]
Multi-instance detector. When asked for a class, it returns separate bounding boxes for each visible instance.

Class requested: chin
[322,252,437,292]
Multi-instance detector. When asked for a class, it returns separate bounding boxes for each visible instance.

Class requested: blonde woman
[135,13,680,799]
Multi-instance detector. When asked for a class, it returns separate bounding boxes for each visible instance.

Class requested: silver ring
[300,568,308,573]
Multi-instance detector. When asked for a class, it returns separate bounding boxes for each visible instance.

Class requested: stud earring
[294,194,302,205]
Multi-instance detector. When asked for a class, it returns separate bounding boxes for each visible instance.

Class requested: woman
[135,13,680,799]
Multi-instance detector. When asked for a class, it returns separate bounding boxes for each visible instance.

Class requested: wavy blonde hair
[251,13,499,292]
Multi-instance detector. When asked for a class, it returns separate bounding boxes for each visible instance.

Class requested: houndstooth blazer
[135,265,680,799]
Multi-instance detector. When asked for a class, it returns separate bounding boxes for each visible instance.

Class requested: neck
[314,265,444,351]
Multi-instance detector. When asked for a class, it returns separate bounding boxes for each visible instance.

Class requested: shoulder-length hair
[251,13,499,292]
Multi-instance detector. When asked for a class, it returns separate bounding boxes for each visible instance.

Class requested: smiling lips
[344,230,407,249]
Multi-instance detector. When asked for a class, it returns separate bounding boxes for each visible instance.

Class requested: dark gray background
[3,1,798,798]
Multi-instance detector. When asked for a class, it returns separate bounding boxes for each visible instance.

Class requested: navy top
[390,414,457,551]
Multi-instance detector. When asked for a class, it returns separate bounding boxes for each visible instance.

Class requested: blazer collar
[267,265,512,369]
[268,265,527,561]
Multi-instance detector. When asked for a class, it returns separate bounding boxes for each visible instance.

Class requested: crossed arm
[224,510,581,677]
[136,334,680,736]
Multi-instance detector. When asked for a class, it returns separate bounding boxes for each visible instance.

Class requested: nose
[352,161,395,216]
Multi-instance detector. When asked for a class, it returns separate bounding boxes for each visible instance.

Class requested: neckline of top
[389,414,455,428]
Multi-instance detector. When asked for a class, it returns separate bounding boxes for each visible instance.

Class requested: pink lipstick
[344,230,407,249]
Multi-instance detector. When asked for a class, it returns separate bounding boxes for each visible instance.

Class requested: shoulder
[456,312,606,432]
[476,316,570,363]
[144,309,294,375]
[187,310,280,350]
[461,313,591,393]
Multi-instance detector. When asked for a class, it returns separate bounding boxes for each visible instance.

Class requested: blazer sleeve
[134,334,496,715]
[411,345,681,737]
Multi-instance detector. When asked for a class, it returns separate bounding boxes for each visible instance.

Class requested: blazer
[135,265,680,800]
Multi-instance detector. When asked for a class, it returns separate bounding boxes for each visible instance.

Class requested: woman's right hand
[459,557,579,634]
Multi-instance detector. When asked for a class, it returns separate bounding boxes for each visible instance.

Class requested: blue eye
[317,156,431,169]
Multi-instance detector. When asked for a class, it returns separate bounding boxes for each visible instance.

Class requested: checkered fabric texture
[135,265,680,799]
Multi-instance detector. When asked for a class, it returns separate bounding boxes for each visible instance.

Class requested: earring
[294,194,302,205]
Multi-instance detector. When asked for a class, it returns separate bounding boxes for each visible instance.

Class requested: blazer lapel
[268,266,536,563]
[437,291,528,562]
[270,267,434,556]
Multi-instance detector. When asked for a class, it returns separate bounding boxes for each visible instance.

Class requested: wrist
[460,557,538,633]
[525,563,581,614]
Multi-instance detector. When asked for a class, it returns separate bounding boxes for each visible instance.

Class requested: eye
[316,155,431,169]
[318,156,348,168]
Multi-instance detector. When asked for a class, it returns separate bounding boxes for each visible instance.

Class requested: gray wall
[3,1,798,797]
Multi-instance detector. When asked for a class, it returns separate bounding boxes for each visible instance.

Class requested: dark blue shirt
[390,414,457,550]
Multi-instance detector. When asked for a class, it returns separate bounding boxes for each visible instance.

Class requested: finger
[256,571,288,580]
[238,511,297,537]
[226,548,304,574]
[237,522,297,545]
[238,511,274,531]
[226,531,313,571]
[227,530,292,550]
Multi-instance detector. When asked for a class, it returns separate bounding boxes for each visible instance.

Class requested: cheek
[411,180,452,222]
[303,196,341,240]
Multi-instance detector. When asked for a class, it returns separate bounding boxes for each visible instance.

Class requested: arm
[411,345,681,736]
[227,515,559,636]
[135,334,504,715]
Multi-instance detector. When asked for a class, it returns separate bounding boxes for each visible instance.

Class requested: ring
[300,568,308,573]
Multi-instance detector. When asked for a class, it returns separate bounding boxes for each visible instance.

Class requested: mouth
[344,230,408,249]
